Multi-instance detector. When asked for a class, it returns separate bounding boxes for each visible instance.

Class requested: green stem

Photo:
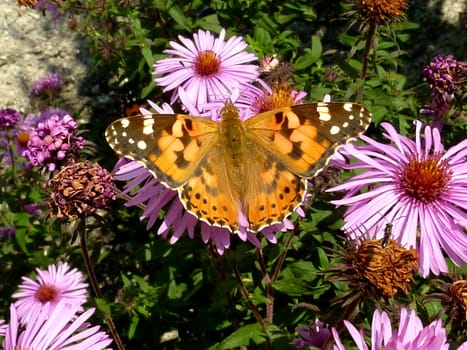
[232,265,266,331]
[256,248,274,324]
[356,21,377,103]
[78,218,125,350]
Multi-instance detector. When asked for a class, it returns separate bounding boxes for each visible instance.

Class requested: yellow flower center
[256,82,297,112]
[399,154,451,203]
[358,0,408,24]
[36,284,58,303]
[195,50,220,76]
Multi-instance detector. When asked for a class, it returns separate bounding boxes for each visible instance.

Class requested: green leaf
[194,14,222,32]
[128,314,140,339]
[209,323,283,349]
[167,2,190,30]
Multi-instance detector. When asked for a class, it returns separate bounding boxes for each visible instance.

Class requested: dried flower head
[259,55,295,85]
[356,0,408,24]
[49,161,116,219]
[429,275,467,333]
[16,0,37,7]
[326,234,418,311]
[451,280,467,320]
[355,238,419,297]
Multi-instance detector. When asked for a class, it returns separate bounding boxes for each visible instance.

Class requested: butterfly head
[220,101,241,121]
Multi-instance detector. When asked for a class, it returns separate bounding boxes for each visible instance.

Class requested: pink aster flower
[22,111,85,171]
[3,302,112,350]
[332,308,466,350]
[12,262,88,325]
[328,120,467,277]
[235,79,307,118]
[111,98,291,254]
[153,28,259,107]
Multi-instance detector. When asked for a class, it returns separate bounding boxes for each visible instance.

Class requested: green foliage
[1,0,466,349]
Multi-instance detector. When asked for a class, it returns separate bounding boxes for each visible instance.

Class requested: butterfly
[120,90,149,118]
[106,101,372,233]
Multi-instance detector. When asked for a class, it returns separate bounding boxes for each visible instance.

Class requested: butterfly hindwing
[245,102,372,178]
[242,144,307,231]
[105,114,219,188]
[179,149,242,231]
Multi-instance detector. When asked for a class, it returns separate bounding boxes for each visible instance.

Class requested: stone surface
[0,4,90,113]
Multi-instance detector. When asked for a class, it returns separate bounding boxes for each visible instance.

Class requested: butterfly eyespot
[106,101,371,233]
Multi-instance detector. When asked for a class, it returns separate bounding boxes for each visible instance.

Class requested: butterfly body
[106,101,371,232]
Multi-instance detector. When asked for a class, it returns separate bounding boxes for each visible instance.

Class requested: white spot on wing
[343,103,353,112]
[137,140,147,150]
[120,118,130,128]
[330,125,340,135]
[143,124,153,135]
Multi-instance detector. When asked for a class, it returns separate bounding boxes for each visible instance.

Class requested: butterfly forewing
[105,114,219,188]
[245,102,372,178]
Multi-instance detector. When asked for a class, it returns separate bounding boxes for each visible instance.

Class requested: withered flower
[259,55,295,85]
[429,274,467,336]
[49,161,116,219]
[326,235,419,319]
[17,0,37,7]
[356,0,408,25]
[355,238,419,297]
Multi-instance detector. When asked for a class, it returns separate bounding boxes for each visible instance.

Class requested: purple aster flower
[328,120,467,277]
[35,0,62,22]
[30,71,63,95]
[12,262,88,325]
[22,112,85,171]
[419,95,454,121]
[231,79,307,118]
[153,28,259,107]
[0,108,21,129]
[0,226,15,239]
[24,203,42,216]
[293,319,332,348]
[0,319,6,336]
[332,308,465,350]
[2,302,112,350]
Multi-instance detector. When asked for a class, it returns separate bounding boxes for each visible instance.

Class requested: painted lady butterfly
[106,101,372,232]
